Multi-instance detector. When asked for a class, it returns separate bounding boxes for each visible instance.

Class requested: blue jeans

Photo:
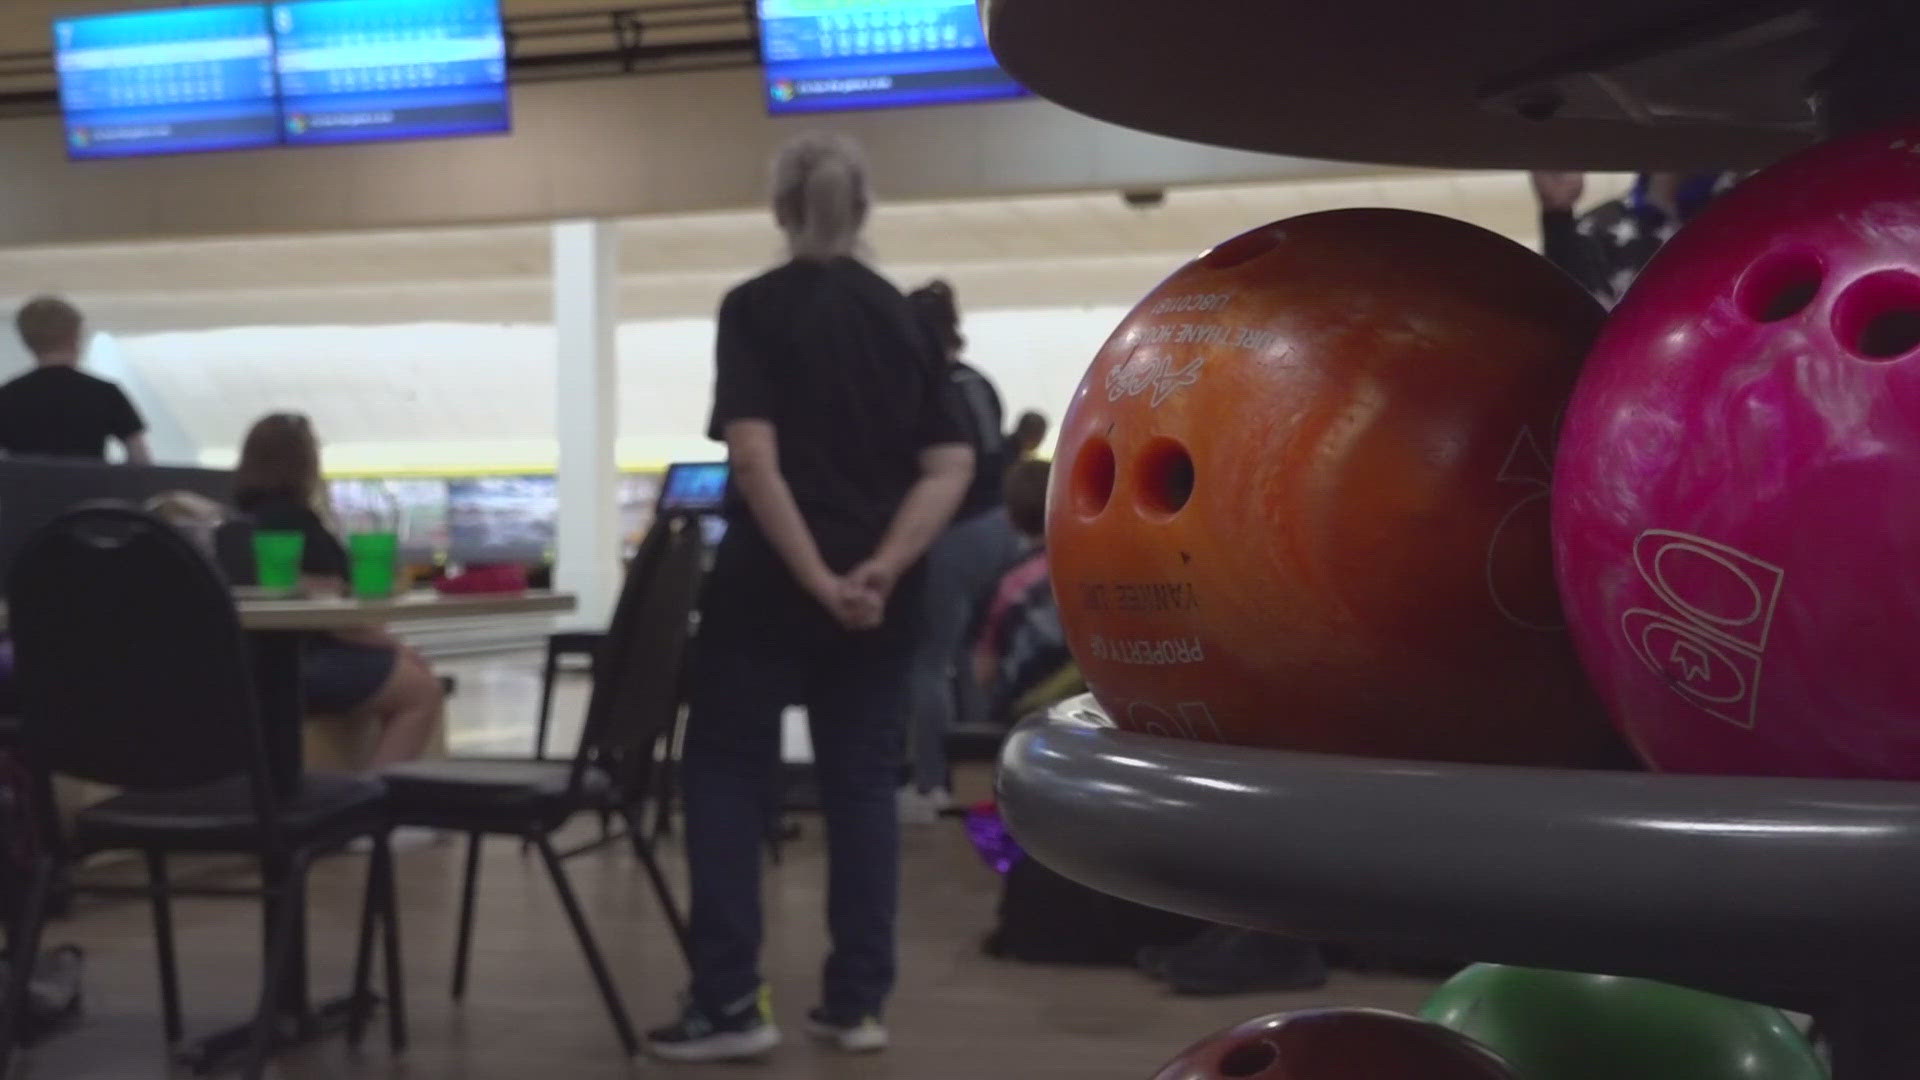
[907,509,1022,792]
[681,565,912,1022]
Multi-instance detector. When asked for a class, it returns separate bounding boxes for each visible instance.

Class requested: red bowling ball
[1555,122,1920,779]
[1152,1009,1517,1080]
[1048,209,1624,765]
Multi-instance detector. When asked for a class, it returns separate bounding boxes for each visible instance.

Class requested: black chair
[533,630,605,761]
[380,514,704,1054]
[0,506,404,1080]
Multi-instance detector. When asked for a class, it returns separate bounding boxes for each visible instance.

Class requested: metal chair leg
[376,835,408,1054]
[0,856,55,1075]
[451,831,482,1000]
[243,850,309,1080]
[651,714,685,843]
[534,834,638,1055]
[145,851,184,1045]
[346,835,382,1049]
[620,804,690,963]
[534,639,560,761]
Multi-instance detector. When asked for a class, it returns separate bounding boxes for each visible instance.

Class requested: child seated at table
[233,413,443,768]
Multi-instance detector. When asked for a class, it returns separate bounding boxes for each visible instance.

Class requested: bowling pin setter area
[987,1,1920,1077]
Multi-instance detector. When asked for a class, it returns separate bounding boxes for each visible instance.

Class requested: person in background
[897,280,1023,823]
[1007,409,1049,463]
[972,459,1075,722]
[646,133,973,1064]
[1531,171,1736,307]
[233,413,444,768]
[0,297,150,463]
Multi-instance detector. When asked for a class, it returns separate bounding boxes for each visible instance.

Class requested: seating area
[0,501,712,1077]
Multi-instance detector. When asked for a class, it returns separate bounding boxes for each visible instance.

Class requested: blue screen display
[660,463,730,514]
[272,0,510,146]
[756,0,1021,114]
[54,5,280,159]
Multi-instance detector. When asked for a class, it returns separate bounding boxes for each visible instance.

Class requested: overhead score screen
[756,0,1022,114]
[273,0,511,146]
[54,5,280,159]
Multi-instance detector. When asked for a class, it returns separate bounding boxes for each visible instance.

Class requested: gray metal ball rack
[999,698,1920,1077]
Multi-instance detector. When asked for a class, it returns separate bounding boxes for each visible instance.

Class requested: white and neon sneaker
[806,1007,889,1054]
[645,988,780,1062]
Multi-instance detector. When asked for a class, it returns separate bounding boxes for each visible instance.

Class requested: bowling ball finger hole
[1218,1039,1279,1077]
[1071,437,1117,517]
[1134,438,1195,517]
[1835,270,1920,361]
[1735,249,1823,322]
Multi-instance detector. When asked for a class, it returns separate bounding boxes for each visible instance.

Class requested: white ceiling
[0,170,1635,331]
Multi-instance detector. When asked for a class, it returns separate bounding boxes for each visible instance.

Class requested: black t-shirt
[950,362,1009,521]
[708,256,968,569]
[235,490,349,578]
[0,366,145,460]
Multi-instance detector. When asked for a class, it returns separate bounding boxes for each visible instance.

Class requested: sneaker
[806,1007,888,1053]
[897,786,948,825]
[646,989,780,1062]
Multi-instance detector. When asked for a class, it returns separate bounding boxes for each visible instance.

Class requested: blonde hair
[146,491,226,555]
[771,133,871,260]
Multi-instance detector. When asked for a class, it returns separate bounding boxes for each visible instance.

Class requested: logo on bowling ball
[1105,346,1207,408]
[1487,426,1562,632]
[1122,700,1224,743]
[1619,530,1784,730]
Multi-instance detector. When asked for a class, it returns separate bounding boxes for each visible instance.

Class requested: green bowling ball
[1421,965,1824,1080]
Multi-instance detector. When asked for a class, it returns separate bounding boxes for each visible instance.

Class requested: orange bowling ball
[1047,208,1621,765]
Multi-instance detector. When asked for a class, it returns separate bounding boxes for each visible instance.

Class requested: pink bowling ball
[1555,122,1920,779]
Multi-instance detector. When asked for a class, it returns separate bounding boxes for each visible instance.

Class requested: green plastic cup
[253,530,305,591]
[348,532,400,599]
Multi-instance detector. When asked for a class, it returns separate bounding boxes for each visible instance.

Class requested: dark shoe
[1164,930,1328,996]
[1136,942,1179,980]
[1138,925,1234,981]
[645,989,780,1062]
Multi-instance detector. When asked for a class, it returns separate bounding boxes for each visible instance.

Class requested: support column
[552,219,621,629]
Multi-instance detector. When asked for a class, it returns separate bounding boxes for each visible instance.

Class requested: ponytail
[771,133,871,260]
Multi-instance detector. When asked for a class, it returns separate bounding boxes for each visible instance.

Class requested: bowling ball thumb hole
[1216,1038,1278,1076]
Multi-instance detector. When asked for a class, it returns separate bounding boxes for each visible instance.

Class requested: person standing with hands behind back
[647,133,974,1063]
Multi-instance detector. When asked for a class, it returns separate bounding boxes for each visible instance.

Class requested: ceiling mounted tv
[755,0,1023,114]
[54,5,280,160]
[272,0,510,146]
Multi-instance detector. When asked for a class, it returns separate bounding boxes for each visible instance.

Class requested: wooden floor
[16,653,1434,1079]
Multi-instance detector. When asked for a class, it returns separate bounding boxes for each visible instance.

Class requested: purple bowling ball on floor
[1555,122,1920,779]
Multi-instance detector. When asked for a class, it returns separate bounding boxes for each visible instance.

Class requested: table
[0,589,575,791]
[134,590,575,1072]
[236,591,576,790]
[0,589,576,635]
